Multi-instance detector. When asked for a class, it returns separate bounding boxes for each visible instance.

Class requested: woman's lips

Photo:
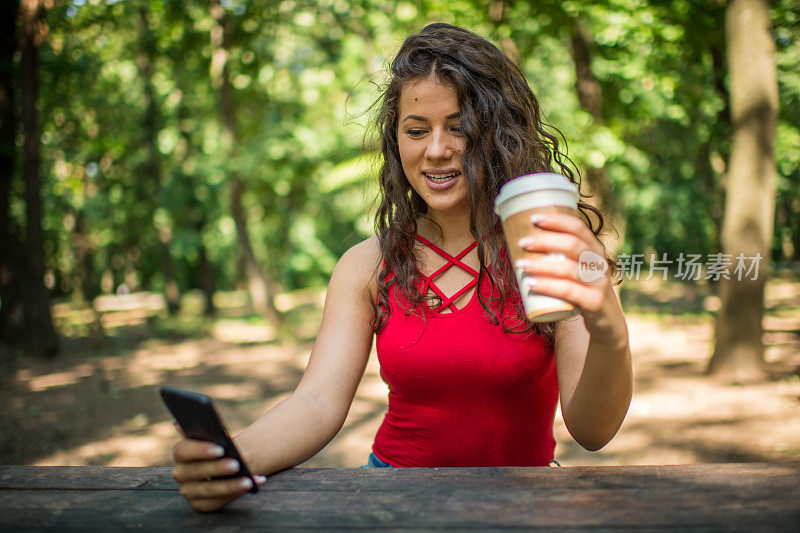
[422,171,461,190]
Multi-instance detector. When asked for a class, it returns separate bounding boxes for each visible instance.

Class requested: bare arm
[172,237,380,511]
[553,293,632,451]
[515,213,632,451]
[234,237,380,474]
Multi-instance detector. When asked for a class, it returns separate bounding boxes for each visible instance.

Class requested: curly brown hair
[372,23,606,343]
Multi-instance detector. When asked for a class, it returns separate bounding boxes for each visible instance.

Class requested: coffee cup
[494,173,581,323]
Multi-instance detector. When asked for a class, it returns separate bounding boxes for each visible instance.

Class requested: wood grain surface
[0,464,798,530]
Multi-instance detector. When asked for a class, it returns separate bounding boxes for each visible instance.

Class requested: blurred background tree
[710,0,779,381]
[2,0,59,358]
[1,0,798,378]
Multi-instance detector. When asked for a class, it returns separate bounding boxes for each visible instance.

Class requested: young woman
[171,23,632,512]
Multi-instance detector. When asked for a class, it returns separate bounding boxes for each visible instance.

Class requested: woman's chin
[421,198,470,217]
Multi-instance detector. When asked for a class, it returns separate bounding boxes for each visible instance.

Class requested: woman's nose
[425,130,454,160]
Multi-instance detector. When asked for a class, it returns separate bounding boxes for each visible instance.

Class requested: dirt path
[2,279,798,468]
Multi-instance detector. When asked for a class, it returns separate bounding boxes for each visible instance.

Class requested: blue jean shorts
[360,452,396,468]
[360,453,560,468]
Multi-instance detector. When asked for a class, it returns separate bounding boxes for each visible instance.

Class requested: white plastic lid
[493,173,579,215]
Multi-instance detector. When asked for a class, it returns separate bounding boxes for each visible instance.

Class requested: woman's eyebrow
[401,112,461,123]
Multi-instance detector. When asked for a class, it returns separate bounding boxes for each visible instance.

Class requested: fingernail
[224,459,240,473]
[255,475,267,485]
[210,445,225,457]
[517,236,535,249]
[530,213,547,225]
[240,477,253,490]
[515,258,534,269]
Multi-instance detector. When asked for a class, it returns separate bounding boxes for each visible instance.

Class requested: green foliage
[20,0,800,304]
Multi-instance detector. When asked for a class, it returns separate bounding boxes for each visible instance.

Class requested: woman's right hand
[171,439,266,512]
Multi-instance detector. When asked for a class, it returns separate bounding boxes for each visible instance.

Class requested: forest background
[1,0,799,468]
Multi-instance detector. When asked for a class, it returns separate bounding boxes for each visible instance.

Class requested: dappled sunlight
[33,420,178,467]
[212,319,277,344]
[17,364,94,392]
[135,343,204,371]
[556,311,800,466]
[206,343,304,367]
[764,315,800,331]
[201,382,263,401]
[765,278,800,308]
[94,292,166,313]
[212,291,250,311]
[274,287,327,312]
[100,309,156,328]
[4,280,800,468]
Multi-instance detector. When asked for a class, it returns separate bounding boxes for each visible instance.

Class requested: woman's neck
[417,210,474,250]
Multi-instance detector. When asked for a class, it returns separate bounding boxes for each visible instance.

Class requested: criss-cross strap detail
[415,234,478,313]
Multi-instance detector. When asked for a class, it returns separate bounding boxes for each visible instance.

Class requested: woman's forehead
[398,77,459,117]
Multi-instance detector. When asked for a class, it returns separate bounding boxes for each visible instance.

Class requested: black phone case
[160,386,258,493]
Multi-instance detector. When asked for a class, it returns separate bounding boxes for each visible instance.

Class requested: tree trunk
[210,0,280,323]
[707,42,731,257]
[138,6,180,315]
[198,241,216,317]
[570,22,624,251]
[708,0,778,381]
[176,95,216,318]
[71,209,104,343]
[0,0,22,355]
[488,0,520,64]
[19,0,57,357]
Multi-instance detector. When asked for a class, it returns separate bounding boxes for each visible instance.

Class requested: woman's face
[397,76,468,217]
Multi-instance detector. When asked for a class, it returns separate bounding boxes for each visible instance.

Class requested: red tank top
[372,235,558,467]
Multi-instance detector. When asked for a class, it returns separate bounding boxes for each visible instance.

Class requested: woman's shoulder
[339,235,381,267]
[333,236,382,301]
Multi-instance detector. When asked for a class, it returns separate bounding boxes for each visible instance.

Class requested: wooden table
[1,463,798,530]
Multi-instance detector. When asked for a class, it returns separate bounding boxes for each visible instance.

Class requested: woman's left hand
[514,212,621,340]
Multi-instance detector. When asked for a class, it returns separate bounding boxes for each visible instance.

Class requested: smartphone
[160,386,258,493]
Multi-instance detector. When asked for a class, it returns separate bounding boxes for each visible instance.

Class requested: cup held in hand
[494,173,582,323]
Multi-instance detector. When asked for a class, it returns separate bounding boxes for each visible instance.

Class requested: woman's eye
[406,129,425,137]
[451,126,463,134]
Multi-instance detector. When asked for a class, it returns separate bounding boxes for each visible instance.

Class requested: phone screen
[160,386,258,493]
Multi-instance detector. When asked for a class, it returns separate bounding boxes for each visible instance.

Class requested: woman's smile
[422,168,461,188]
